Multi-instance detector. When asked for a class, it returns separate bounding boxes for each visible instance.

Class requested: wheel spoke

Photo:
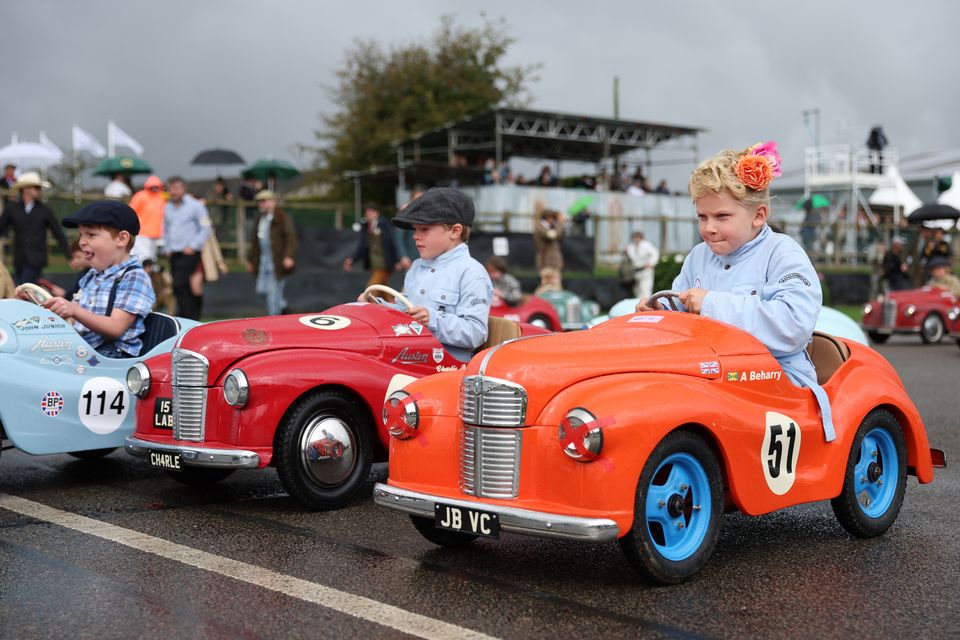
[659,515,686,548]
[854,440,872,494]
[645,483,674,517]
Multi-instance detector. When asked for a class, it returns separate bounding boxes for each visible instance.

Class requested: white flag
[72,125,106,157]
[108,120,144,156]
[39,131,64,159]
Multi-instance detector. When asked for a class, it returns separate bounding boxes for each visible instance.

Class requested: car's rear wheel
[275,389,374,510]
[619,430,723,585]
[410,514,478,547]
[867,331,890,344]
[831,409,906,538]
[919,313,945,344]
[167,467,235,487]
[67,447,117,460]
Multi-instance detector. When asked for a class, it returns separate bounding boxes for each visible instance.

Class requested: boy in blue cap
[42,200,156,358]
[388,187,492,361]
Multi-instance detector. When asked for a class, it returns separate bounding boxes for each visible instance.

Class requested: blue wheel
[831,410,906,537]
[619,430,722,584]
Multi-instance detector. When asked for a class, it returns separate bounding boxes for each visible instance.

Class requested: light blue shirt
[673,224,835,441]
[163,194,211,253]
[400,243,492,361]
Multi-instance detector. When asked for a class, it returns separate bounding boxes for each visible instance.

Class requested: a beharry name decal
[726,370,782,382]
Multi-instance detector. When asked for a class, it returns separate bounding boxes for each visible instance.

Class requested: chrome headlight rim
[904,304,917,318]
[948,307,959,322]
[126,362,151,398]
[384,390,419,439]
[223,368,250,407]
[558,406,604,462]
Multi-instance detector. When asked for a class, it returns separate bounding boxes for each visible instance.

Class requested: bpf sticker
[41,391,64,417]
[78,377,129,434]
[762,411,801,495]
[298,315,351,331]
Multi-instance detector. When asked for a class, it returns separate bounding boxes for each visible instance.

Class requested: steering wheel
[646,290,685,312]
[361,284,414,311]
[15,282,52,305]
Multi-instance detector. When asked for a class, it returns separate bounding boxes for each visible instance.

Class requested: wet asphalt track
[1,337,958,640]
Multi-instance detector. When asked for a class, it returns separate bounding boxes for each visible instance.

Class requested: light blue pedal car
[0,299,197,462]
[589,297,868,345]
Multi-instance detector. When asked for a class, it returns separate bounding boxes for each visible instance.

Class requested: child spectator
[388,188,492,361]
[485,256,523,306]
[534,267,563,295]
[42,200,156,358]
[637,142,834,441]
[925,256,960,296]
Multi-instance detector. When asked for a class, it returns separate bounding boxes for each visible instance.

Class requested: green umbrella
[93,155,153,176]
[241,158,300,182]
[568,194,595,215]
[794,194,830,210]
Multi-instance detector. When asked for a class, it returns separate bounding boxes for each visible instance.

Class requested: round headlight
[863,303,873,316]
[383,390,418,439]
[126,363,151,398]
[558,407,604,461]
[949,307,959,322]
[904,304,917,317]
[223,369,249,407]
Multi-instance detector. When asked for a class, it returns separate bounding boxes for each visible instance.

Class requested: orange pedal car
[375,294,946,584]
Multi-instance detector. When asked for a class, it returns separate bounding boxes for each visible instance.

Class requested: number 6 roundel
[761,411,802,495]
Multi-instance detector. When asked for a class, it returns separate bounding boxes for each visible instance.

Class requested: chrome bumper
[373,483,619,542]
[125,436,260,469]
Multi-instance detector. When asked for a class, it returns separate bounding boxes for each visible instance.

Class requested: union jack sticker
[699,361,720,375]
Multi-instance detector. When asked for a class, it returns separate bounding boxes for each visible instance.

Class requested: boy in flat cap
[388,187,492,361]
[925,256,960,297]
[41,200,156,358]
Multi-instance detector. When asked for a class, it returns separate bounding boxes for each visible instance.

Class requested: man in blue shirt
[163,176,211,320]
[389,188,492,361]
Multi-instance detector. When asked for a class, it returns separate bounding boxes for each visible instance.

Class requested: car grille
[459,375,527,427]
[882,300,898,327]
[172,349,208,441]
[459,426,521,498]
[566,298,581,324]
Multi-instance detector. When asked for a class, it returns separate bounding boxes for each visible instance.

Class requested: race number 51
[78,377,129,435]
[762,411,802,495]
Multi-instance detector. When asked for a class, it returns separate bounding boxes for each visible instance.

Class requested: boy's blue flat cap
[62,200,140,235]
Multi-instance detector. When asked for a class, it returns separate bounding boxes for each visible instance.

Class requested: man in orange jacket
[129,175,166,262]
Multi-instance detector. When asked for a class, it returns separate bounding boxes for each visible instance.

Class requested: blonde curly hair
[688,147,769,209]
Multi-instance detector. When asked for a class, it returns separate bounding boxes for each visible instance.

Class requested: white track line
[0,493,498,640]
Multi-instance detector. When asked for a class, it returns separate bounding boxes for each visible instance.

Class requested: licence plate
[153,397,173,430]
[149,450,182,471]
[434,503,500,538]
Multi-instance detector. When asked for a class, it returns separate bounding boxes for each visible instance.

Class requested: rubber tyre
[831,409,906,538]
[167,467,235,487]
[275,389,374,511]
[867,331,890,345]
[410,514,478,547]
[528,313,556,331]
[919,313,945,344]
[619,430,723,585]
[67,447,117,460]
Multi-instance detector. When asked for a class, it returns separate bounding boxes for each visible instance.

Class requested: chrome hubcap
[298,415,356,487]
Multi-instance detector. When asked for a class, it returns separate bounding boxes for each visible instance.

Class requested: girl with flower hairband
[637,141,835,442]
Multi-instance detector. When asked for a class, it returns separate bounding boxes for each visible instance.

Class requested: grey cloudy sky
[3,0,957,189]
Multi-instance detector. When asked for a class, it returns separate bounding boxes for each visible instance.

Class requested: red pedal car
[489,294,562,332]
[861,286,958,344]
[124,286,547,509]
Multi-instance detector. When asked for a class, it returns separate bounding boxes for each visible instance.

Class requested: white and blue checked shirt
[73,256,156,356]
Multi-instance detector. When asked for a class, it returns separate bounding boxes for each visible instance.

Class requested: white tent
[867,165,922,216]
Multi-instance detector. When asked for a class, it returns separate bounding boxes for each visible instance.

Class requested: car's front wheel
[867,331,890,344]
[619,430,723,585]
[831,409,906,538]
[919,313,945,344]
[275,389,374,510]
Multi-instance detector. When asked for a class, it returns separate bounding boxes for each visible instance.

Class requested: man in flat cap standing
[163,176,211,320]
[0,171,71,284]
[387,187,492,361]
[39,200,155,358]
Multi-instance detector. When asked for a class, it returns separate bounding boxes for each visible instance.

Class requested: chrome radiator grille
[459,375,527,427]
[459,426,522,498]
[172,349,208,441]
[882,300,898,326]
[566,299,581,324]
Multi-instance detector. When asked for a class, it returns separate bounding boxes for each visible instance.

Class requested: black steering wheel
[646,290,685,312]
[361,284,414,311]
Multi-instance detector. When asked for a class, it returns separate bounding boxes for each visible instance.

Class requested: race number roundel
[762,411,802,495]
[298,315,351,331]
[78,377,129,434]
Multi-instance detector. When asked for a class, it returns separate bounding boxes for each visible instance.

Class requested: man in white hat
[0,171,71,284]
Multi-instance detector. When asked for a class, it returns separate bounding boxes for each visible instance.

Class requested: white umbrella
[0,141,64,169]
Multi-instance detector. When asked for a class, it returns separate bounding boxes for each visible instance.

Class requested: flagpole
[107,120,114,157]
[72,125,82,202]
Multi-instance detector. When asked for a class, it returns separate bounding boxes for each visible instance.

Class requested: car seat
[140,312,181,354]
[477,316,522,352]
[806,331,850,385]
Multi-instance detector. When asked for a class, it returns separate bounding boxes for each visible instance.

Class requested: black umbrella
[906,202,960,223]
[190,148,245,175]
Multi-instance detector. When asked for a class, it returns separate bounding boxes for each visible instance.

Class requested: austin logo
[391,347,428,365]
